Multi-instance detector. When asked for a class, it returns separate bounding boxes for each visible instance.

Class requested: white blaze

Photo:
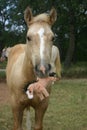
[38,28,45,64]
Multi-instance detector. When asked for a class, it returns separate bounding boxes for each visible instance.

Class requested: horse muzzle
[34,64,51,78]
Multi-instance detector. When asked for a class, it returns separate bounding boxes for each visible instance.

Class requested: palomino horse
[6,7,61,130]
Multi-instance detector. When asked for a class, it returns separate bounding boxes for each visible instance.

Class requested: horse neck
[22,50,36,82]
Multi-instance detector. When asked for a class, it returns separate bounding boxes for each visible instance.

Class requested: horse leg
[34,99,49,130]
[12,104,24,130]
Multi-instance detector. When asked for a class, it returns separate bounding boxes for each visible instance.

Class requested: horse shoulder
[6,44,26,86]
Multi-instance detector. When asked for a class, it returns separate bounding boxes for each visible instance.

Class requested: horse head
[24,7,57,78]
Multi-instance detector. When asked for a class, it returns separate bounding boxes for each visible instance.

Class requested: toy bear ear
[24,6,33,26]
[49,7,57,25]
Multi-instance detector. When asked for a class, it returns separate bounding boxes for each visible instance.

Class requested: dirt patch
[0,81,10,105]
[0,78,6,83]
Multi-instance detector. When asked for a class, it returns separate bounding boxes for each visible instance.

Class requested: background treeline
[0,0,87,67]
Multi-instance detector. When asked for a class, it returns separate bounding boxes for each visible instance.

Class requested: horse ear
[24,7,33,26]
[49,7,57,25]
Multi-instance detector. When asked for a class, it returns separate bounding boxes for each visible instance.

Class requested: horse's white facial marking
[38,28,45,65]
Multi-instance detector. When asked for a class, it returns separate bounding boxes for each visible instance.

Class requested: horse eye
[27,36,31,41]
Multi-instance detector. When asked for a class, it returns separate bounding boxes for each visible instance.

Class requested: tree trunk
[64,24,75,67]
[64,4,76,68]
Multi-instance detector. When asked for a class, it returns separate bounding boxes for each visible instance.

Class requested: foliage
[0,60,7,69]
[0,0,87,64]
[62,62,87,78]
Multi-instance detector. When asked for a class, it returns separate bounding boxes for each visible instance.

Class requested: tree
[0,0,87,63]
[64,0,76,67]
[53,0,87,67]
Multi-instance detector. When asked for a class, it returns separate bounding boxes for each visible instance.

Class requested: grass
[0,79,87,130]
[0,71,6,79]
[0,61,7,69]
[62,62,87,78]
[0,61,7,79]
[45,79,87,130]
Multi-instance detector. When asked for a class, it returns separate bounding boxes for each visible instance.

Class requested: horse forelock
[29,13,50,25]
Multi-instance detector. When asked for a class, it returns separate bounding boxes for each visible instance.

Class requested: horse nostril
[35,65,38,72]
[48,64,51,71]
[34,64,51,78]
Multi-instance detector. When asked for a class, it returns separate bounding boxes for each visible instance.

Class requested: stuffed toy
[26,76,59,100]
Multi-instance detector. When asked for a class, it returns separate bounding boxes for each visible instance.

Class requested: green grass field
[0,79,87,130]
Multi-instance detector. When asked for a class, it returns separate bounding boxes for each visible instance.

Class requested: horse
[0,47,11,62]
[6,7,61,130]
